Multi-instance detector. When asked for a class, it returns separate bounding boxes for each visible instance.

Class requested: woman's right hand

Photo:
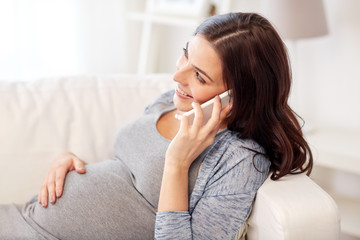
[38,152,86,207]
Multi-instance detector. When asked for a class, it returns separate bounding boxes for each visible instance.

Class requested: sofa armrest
[247,174,340,240]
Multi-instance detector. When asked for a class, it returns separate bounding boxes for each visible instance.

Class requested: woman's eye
[182,47,188,58]
[196,72,206,84]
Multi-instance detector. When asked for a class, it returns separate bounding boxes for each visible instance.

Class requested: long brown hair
[195,12,313,180]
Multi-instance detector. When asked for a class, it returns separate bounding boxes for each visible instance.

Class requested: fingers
[190,96,224,132]
[39,173,50,207]
[74,157,86,174]
[210,95,222,121]
[55,167,67,198]
[205,95,222,128]
[47,171,57,205]
[212,95,232,122]
[39,170,57,207]
[38,154,87,208]
[205,96,232,134]
[179,114,190,131]
[56,157,86,198]
[39,185,48,207]
[39,168,66,207]
[191,102,204,129]
[220,102,232,121]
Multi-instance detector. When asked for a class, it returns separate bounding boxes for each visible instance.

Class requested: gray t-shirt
[113,90,219,209]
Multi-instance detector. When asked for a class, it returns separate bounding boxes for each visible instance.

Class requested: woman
[0,12,312,239]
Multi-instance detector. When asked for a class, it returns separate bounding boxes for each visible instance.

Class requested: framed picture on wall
[153,0,211,18]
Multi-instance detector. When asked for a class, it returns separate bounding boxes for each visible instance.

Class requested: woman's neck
[157,110,228,141]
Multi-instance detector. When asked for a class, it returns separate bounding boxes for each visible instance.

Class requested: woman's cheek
[192,89,217,104]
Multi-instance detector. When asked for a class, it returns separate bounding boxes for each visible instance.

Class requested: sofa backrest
[0,74,173,204]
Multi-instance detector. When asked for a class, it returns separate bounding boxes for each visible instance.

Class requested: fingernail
[56,189,60,197]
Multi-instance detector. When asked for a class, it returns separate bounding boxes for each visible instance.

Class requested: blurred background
[0,0,359,239]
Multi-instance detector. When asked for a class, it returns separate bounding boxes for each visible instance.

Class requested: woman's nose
[176,54,187,70]
[174,55,190,84]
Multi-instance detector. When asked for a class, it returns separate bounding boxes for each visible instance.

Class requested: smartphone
[176,90,232,125]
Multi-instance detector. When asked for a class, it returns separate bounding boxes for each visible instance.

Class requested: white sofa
[0,74,340,239]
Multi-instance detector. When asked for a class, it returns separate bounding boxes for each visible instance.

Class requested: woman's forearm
[157,164,189,212]
[157,98,230,212]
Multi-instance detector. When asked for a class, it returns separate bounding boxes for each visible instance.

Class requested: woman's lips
[176,85,193,99]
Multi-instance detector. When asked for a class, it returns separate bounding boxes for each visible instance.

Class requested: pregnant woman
[0,12,312,239]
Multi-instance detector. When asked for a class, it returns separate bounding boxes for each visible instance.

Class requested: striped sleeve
[154,137,270,239]
[155,211,192,240]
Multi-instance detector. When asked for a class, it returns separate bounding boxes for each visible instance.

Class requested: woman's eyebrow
[191,64,214,82]
[183,42,189,57]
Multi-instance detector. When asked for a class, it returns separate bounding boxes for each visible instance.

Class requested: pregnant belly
[26,159,156,240]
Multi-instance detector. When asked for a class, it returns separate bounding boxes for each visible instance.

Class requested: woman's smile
[175,84,193,99]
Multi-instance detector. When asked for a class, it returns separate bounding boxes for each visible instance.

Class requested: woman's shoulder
[210,130,270,172]
[144,90,175,114]
[154,89,175,104]
[217,130,266,155]
[197,130,270,196]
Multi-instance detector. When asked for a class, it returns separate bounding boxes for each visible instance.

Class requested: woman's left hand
[165,95,232,170]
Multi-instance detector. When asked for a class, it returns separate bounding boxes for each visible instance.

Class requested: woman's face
[173,35,226,113]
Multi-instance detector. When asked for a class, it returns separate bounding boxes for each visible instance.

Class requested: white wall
[0,0,130,80]
[300,0,360,130]
[1,0,359,131]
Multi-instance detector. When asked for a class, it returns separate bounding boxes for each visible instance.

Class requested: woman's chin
[173,95,193,113]
[175,104,193,113]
